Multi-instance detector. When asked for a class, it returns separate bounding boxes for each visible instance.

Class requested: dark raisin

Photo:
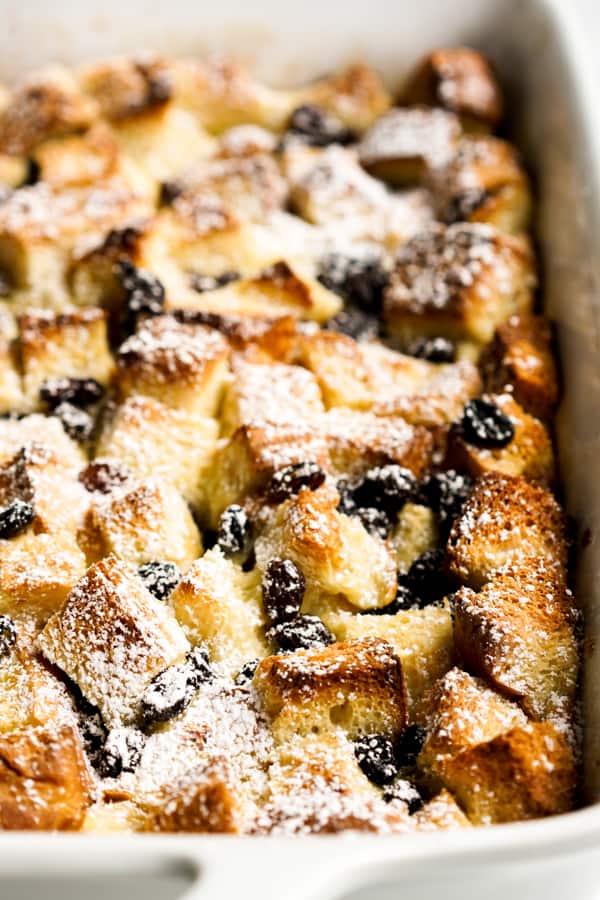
[186,645,214,688]
[0,499,35,538]
[217,505,253,561]
[351,465,416,518]
[405,336,455,363]
[116,259,165,334]
[354,506,390,540]
[202,529,218,551]
[460,398,515,448]
[444,188,489,224]
[97,727,146,779]
[159,179,183,205]
[318,253,388,313]
[0,615,16,659]
[0,270,11,296]
[262,558,306,624]
[354,734,398,787]
[362,582,414,615]
[418,469,473,531]
[288,104,355,146]
[383,779,424,813]
[395,724,427,768]
[104,227,142,253]
[138,561,181,601]
[266,462,326,504]
[324,308,379,341]
[79,460,132,494]
[268,615,334,652]
[337,483,357,516]
[53,402,94,442]
[39,377,104,410]
[139,663,193,727]
[189,270,240,293]
[235,658,260,685]
[79,708,108,762]
[22,158,40,186]
[403,549,455,608]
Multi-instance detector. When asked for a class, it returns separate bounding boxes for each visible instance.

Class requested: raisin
[383,779,424,814]
[267,615,334,652]
[288,105,355,146]
[186,645,214,688]
[362,582,414,615]
[324,308,379,341]
[405,336,455,363]
[460,398,515,448]
[354,734,398,787]
[189,270,240,293]
[318,253,388,313]
[139,664,193,727]
[22,158,40,186]
[351,465,416,518]
[444,188,489,224]
[418,469,473,530]
[39,377,104,410]
[403,549,455,608]
[116,259,165,334]
[97,727,146,779]
[79,460,132,494]
[354,506,390,540]
[395,724,427,768]
[138,561,181,601]
[79,708,108,763]
[0,499,35,538]
[262,558,306,624]
[217,505,253,561]
[266,462,326,504]
[159,179,183,205]
[0,615,16,659]
[235,658,260,686]
[53,402,94,442]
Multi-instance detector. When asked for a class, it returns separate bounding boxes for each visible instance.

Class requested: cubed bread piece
[145,758,247,833]
[0,66,97,155]
[419,668,527,777]
[83,800,146,833]
[319,410,434,481]
[392,503,438,573]
[18,307,114,409]
[432,135,532,234]
[446,472,567,587]
[454,561,579,721]
[0,532,86,621]
[480,313,559,421]
[0,413,85,468]
[414,790,471,831]
[0,723,91,830]
[254,486,397,611]
[201,422,330,526]
[80,55,173,121]
[96,396,218,509]
[38,555,190,725]
[218,124,278,158]
[358,107,461,185]
[384,223,536,346]
[221,358,324,434]
[0,649,78,735]
[33,124,122,189]
[253,637,407,742]
[296,330,377,409]
[401,47,504,132]
[439,722,575,824]
[86,479,202,569]
[297,63,391,131]
[174,312,300,361]
[171,548,269,676]
[446,392,555,485]
[325,605,454,720]
[116,316,230,416]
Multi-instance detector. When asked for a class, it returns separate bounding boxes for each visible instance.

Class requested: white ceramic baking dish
[1,0,600,897]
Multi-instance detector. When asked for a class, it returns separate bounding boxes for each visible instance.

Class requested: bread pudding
[0,47,579,834]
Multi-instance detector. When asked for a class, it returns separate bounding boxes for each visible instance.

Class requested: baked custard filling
[0,46,579,834]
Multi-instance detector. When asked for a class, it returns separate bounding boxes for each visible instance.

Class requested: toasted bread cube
[96,396,218,509]
[320,409,434,481]
[218,124,278,158]
[80,55,173,121]
[297,63,391,131]
[254,637,407,742]
[181,312,300,361]
[325,606,454,720]
[295,331,376,409]
[0,647,78,735]
[419,668,527,777]
[18,308,114,409]
[83,800,146,833]
[171,548,268,676]
[454,561,579,721]
[480,313,559,421]
[432,135,532,234]
[401,47,504,132]
[0,723,91,830]
[414,790,471,831]
[254,486,397,612]
[0,413,85,469]
[33,123,123,188]
[447,472,567,587]
[87,479,202,569]
[358,107,461,185]
[372,360,482,427]
[447,393,555,485]
[146,758,247,833]
[384,223,536,346]
[392,503,438,573]
[221,358,324,434]
[39,555,190,725]
[0,66,97,155]
[116,316,230,416]
[441,722,575,824]
[0,532,86,621]
[201,423,330,526]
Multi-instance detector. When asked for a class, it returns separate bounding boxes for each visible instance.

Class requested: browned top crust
[80,56,173,121]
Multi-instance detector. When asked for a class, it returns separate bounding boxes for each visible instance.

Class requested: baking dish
[1,0,600,896]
